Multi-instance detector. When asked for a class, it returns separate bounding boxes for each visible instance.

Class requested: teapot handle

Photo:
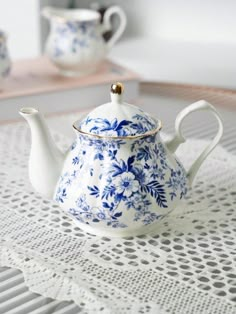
[102,6,127,50]
[166,100,223,186]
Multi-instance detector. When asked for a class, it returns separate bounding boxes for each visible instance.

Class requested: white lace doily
[0,121,236,314]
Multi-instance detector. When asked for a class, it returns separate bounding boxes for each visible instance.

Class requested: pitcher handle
[102,6,127,50]
[166,100,223,186]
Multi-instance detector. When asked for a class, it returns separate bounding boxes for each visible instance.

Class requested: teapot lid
[74,83,161,138]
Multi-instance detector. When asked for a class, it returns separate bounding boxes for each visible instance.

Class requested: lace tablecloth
[0,121,236,314]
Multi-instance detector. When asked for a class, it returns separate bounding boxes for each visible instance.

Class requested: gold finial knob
[111,82,124,95]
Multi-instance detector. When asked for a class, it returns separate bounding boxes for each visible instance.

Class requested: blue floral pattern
[78,113,157,136]
[0,42,7,59]
[54,132,188,231]
[50,21,100,58]
[0,39,10,78]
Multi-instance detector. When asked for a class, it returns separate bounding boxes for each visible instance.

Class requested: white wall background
[0,0,40,60]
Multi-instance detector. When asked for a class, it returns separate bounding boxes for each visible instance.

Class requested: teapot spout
[19,108,65,199]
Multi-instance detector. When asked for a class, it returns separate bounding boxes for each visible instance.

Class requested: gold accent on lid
[111,82,124,95]
[73,119,162,140]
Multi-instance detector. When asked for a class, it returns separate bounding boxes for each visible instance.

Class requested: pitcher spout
[41,6,54,20]
[19,107,65,199]
[41,6,67,20]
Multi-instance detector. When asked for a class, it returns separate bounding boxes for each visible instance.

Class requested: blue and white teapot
[20,83,223,237]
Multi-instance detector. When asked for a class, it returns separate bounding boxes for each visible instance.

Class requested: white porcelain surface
[19,84,224,237]
[19,107,64,199]
[42,6,126,76]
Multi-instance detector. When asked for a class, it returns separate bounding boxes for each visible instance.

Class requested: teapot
[19,83,223,237]
[42,6,126,76]
[0,30,11,84]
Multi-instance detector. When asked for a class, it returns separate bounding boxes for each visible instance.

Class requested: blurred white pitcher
[42,6,126,76]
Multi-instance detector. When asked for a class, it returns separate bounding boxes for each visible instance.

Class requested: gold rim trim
[46,9,100,24]
[73,120,162,140]
[51,15,100,24]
